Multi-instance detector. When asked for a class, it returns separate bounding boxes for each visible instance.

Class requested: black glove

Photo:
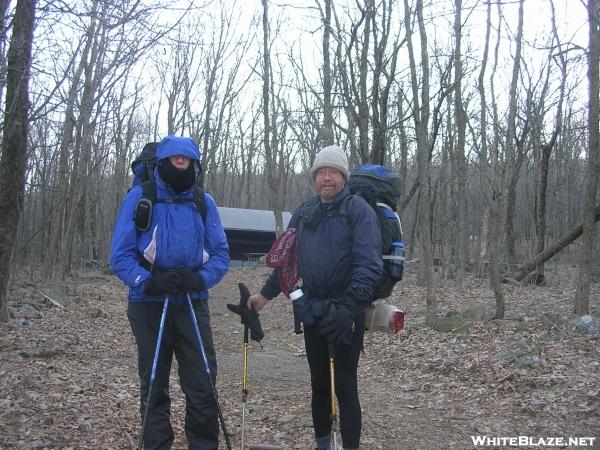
[347,286,371,307]
[175,268,205,292]
[227,283,265,342]
[143,271,181,296]
[319,303,355,345]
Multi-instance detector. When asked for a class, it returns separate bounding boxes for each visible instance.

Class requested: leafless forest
[0,1,599,449]
[0,2,598,326]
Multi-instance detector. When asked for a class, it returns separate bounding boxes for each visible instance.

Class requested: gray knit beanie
[310,145,350,182]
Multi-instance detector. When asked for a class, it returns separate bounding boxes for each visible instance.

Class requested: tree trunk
[320,0,334,147]
[574,0,600,315]
[535,94,563,284]
[261,0,283,236]
[504,0,524,269]
[61,19,105,279]
[0,0,36,321]
[398,90,409,216]
[489,0,505,318]
[358,0,372,163]
[0,0,12,107]
[477,0,491,279]
[453,0,467,289]
[405,0,436,322]
[46,6,97,279]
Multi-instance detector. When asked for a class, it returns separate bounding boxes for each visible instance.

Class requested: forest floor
[1,264,599,450]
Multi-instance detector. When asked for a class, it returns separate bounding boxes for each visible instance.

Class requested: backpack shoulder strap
[193,185,208,224]
[338,194,354,224]
[134,180,157,232]
[140,179,157,203]
[337,195,356,243]
[376,201,403,238]
[298,195,320,216]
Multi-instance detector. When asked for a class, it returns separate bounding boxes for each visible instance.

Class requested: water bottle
[385,242,405,281]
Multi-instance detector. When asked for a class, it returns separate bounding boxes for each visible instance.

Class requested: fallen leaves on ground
[1,266,598,449]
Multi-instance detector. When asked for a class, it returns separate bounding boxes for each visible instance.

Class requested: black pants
[303,310,365,449]
[128,300,219,450]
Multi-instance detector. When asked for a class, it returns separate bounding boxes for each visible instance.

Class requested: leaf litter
[0,266,598,449]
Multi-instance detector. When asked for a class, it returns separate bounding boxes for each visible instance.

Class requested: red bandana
[266,228,299,297]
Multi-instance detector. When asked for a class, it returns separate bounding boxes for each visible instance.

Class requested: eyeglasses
[315,168,342,179]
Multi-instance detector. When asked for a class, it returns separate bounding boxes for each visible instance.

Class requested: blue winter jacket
[261,186,382,305]
[110,136,230,303]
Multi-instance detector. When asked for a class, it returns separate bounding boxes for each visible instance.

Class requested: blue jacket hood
[157,136,201,161]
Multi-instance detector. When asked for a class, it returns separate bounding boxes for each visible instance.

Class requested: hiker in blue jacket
[111,135,229,449]
[248,145,383,450]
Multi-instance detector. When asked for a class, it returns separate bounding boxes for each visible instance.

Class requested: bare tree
[0,0,36,321]
[262,0,284,235]
[0,0,12,110]
[404,0,436,322]
[453,0,467,290]
[532,0,567,285]
[504,0,525,268]
[574,0,600,315]
[477,0,504,319]
[333,0,402,164]
[60,0,108,279]
[317,0,334,146]
[45,6,98,279]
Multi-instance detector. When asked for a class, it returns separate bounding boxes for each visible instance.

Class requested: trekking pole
[138,296,169,450]
[328,343,339,450]
[241,321,249,450]
[186,293,232,450]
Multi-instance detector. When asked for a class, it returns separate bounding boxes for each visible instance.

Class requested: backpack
[340,163,404,300]
[131,142,159,187]
[130,142,207,232]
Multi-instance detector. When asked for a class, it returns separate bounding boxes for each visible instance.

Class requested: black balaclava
[157,158,196,194]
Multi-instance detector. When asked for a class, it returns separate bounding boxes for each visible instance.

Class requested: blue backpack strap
[377,201,403,238]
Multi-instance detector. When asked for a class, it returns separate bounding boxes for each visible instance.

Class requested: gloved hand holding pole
[227,283,265,343]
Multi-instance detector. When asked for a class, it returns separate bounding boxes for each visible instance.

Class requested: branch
[39,290,64,308]
[510,203,600,281]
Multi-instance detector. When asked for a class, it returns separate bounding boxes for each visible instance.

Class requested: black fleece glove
[227,283,265,343]
[143,271,181,296]
[319,303,355,345]
[347,286,371,308]
[175,268,205,292]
